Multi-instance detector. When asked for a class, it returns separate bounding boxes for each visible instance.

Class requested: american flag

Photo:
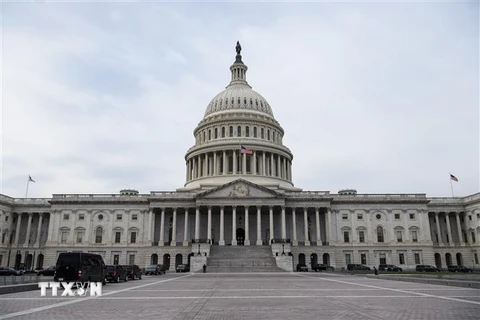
[28,175,35,183]
[240,145,253,155]
[450,174,458,182]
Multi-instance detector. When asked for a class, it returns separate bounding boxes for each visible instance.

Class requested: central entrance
[236,228,245,246]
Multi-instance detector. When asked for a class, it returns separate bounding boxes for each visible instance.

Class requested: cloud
[1,2,478,198]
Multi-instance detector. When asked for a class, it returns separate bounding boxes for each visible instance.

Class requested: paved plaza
[0,273,479,320]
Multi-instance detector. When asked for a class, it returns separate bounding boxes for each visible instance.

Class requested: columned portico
[256,206,262,245]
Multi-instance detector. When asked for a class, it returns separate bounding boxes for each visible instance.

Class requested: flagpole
[25,176,30,199]
[449,173,455,198]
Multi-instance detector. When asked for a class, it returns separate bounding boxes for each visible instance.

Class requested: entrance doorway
[163,254,171,270]
[236,228,245,246]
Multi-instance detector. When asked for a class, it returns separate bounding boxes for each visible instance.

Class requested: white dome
[204,84,274,118]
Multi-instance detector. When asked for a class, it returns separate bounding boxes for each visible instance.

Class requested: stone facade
[0,44,479,272]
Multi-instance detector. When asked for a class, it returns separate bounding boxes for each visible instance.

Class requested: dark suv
[379,264,403,272]
[106,265,128,282]
[416,265,440,272]
[311,264,334,272]
[448,265,473,273]
[296,264,308,272]
[54,252,107,285]
[144,265,161,275]
[123,265,142,280]
[176,264,190,273]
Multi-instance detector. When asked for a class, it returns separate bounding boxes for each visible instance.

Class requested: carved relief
[228,184,250,197]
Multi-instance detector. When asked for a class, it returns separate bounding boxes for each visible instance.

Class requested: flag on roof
[28,175,35,183]
[450,174,458,182]
[240,145,253,155]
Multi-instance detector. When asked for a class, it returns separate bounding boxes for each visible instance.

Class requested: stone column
[170,208,177,246]
[315,208,321,246]
[269,206,274,243]
[455,212,463,245]
[253,151,257,175]
[204,153,208,176]
[281,206,286,240]
[219,206,225,246]
[147,210,153,245]
[304,207,310,246]
[283,157,287,179]
[159,208,165,246]
[232,206,237,245]
[434,212,442,245]
[222,151,227,175]
[262,152,266,176]
[233,150,237,174]
[292,208,298,246]
[275,156,282,178]
[186,161,189,182]
[207,206,212,243]
[245,206,250,245]
[445,212,452,245]
[46,212,55,244]
[183,208,189,246]
[270,154,274,176]
[213,152,218,176]
[24,213,33,247]
[242,152,247,174]
[193,157,197,179]
[195,207,200,241]
[256,206,262,245]
[326,208,331,245]
[35,213,44,247]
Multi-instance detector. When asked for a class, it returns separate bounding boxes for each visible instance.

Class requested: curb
[0,283,39,295]
[366,275,480,289]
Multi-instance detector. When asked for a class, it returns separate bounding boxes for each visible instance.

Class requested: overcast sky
[1,0,478,198]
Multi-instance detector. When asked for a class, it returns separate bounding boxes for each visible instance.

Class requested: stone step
[205,266,284,273]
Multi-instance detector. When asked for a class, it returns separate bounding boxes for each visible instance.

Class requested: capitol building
[0,43,479,272]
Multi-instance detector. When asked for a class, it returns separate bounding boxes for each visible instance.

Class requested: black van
[54,252,107,285]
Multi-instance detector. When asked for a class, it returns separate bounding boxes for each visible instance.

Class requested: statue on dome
[236,41,242,55]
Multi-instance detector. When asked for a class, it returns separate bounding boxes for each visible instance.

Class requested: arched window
[214,128,218,139]
[237,126,241,136]
[261,128,264,139]
[246,126,250,137]
[229,126,233,137]
[203,131,206,142]
[253,127,257,138]
[377,226,384,243]
[208,130,211,140]
[95,227,103,244]
[267,129,270,140]
[273,131,276,142]
[221,127,225,138]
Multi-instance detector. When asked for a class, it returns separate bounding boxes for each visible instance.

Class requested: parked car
[38,266,56,276]
[347,264,362,271]
[176,264,190,273]
[447,265,473,273]
[106,265,128,283]
[311,264,334,272]
[144,265,161,275]
[54,252,107,285]
[416,265,440,272]
[123,265,142,280]
[296,264,308,272]
[0,267,24,276]
[353,265,371,271]
[158,264,167,274]
[379,264,403,272]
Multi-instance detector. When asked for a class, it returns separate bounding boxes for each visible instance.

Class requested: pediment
[196,179,282,199]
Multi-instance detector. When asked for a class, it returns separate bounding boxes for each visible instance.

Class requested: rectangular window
[345,253,351,265]
[472,232,476,243]
[359,231,365,243]
[78,214,84,220]
[409,213,415,219]
[343,231,350,243]
[357,214,363,220]
[414,253,421,264]
[76,231,84,243]
[469,215,472,221]
[61,231,68,243]
[342,214,348,220]
[399,253,405,265]
[113,254,119,265]
[394,213,400,220]
[412,230,418,242]
[475,253,479,264]
[129,254,135,265]
[360,253,367,265]
[115,232,121,243]
[5,216,8,221]
[63,214,69,220]
[379,253,386,265]
[130,232,136,244]
[132,214,138,220]
[116,214,122,220]
[396,231,403,242]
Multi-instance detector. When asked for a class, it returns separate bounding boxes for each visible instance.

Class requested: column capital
[315,207,319,213]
